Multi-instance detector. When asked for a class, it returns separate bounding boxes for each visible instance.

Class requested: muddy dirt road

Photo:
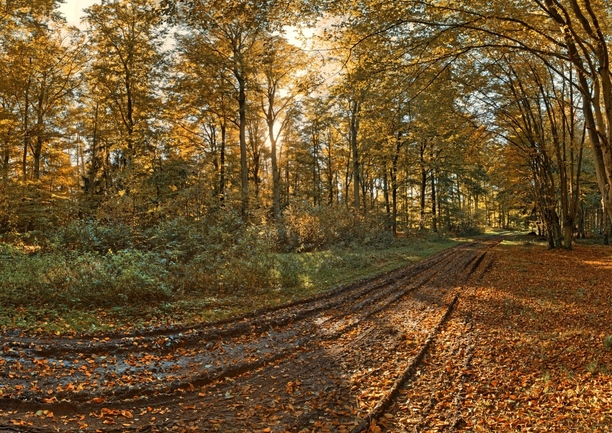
[0,239,498,432]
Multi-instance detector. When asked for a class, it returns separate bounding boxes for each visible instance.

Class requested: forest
[1,1,612,432]
[1,0,612,317]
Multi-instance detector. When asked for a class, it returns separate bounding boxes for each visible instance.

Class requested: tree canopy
[1,0,611,248]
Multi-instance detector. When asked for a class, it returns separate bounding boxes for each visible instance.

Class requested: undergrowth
[0,215,457,333]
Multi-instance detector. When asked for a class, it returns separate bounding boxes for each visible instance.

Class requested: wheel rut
[0,239,499,432]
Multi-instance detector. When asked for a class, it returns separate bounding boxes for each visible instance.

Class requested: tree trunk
[578,202,586,239]
[33,90,46,182]
[419,141,427,231]
[383,168,391,231]
[268,113,280,219]
[237,75,249,217]
[219,121,226,204]
[312,133,319,207]
[22,77,31,182]
[327,131,334,205]
[603,202,611,245]
[391,135,401,236]
[124,67,134,163]
[361,169,368,214]
[86,103,100,200]
[430,146,437,233]
[431,167,437,232]
[350,99,360,212]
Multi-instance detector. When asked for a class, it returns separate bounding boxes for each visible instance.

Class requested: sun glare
[59,0,100,27]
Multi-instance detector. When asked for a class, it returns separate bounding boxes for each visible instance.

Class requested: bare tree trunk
[326,131,334,205]
[219,121,226,204]
[268,115,280,218]
[431,167,437,233]
[350,99,360,212]
[238,75,249,217]
[312,133,320,207]
[603,203,611,245]
[390,135,401,236]
[33,94,45,181]
[383,167,391,231]
[22,76,31,182]
[430,146,437,233]
[419,141,427,231]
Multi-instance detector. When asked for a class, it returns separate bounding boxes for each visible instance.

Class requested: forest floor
[0,237,611,432]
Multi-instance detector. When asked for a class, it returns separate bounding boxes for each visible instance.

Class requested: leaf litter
[0,239,609,432]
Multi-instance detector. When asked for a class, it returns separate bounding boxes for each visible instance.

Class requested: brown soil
[1,239,610,432]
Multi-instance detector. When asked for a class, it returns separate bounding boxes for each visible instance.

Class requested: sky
[57,0,322,55]
[59,0,100,27]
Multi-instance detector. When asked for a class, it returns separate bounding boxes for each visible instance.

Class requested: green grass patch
[0,237,457,334]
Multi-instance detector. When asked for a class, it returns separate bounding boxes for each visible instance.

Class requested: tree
[349,0,612,226]
[173,33,238,208]
[258,35,308,219]
[171,0,286,216]
[0,2,84,230]
[84,0,167,219]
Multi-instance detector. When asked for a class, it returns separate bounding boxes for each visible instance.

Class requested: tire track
[0,244,473,408]
[0,239,498,432]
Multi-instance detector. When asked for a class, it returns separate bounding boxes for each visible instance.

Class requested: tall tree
[84,0,167,218]
[171,0,290,216]
[258,35,307,219]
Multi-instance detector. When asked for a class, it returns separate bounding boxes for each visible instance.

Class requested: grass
[0,236,457,334]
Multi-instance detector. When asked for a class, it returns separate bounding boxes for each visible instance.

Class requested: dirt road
[0,239,498,432]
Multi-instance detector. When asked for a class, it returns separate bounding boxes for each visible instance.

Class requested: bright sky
[59,0,100,27]
[57,1,320,53]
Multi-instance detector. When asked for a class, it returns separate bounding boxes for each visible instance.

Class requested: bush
[144,218,210,262]
[156,221,277,294]
[277,203,390,252]
[0,208,405,313]
[451,220,484,237]
[0,249,172,309]
[0,243,22,259]
[50,220,135,253]
[95,249,172,305]
[272,254,306,288]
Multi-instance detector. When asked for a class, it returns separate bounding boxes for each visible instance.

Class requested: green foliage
[604,335,612,350]
[450,220,484,237]
[0,228,457,333]
[50,220,135,253]
[0,246,171,309]
[144,214,244,260]
[173,224,276,294]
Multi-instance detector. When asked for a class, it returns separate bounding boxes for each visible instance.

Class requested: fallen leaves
[0,242,609,432]
[92,408,134,420]
[462,244,612,432]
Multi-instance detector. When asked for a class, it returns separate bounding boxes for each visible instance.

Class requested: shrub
[161,222,276,294]
[277,203,389,252]
[50,220,135,253]
[450,220,484,237]
[0,243,22,259]
[0,249,172,309]
[96,249,172,305]
[144,218,209,262]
